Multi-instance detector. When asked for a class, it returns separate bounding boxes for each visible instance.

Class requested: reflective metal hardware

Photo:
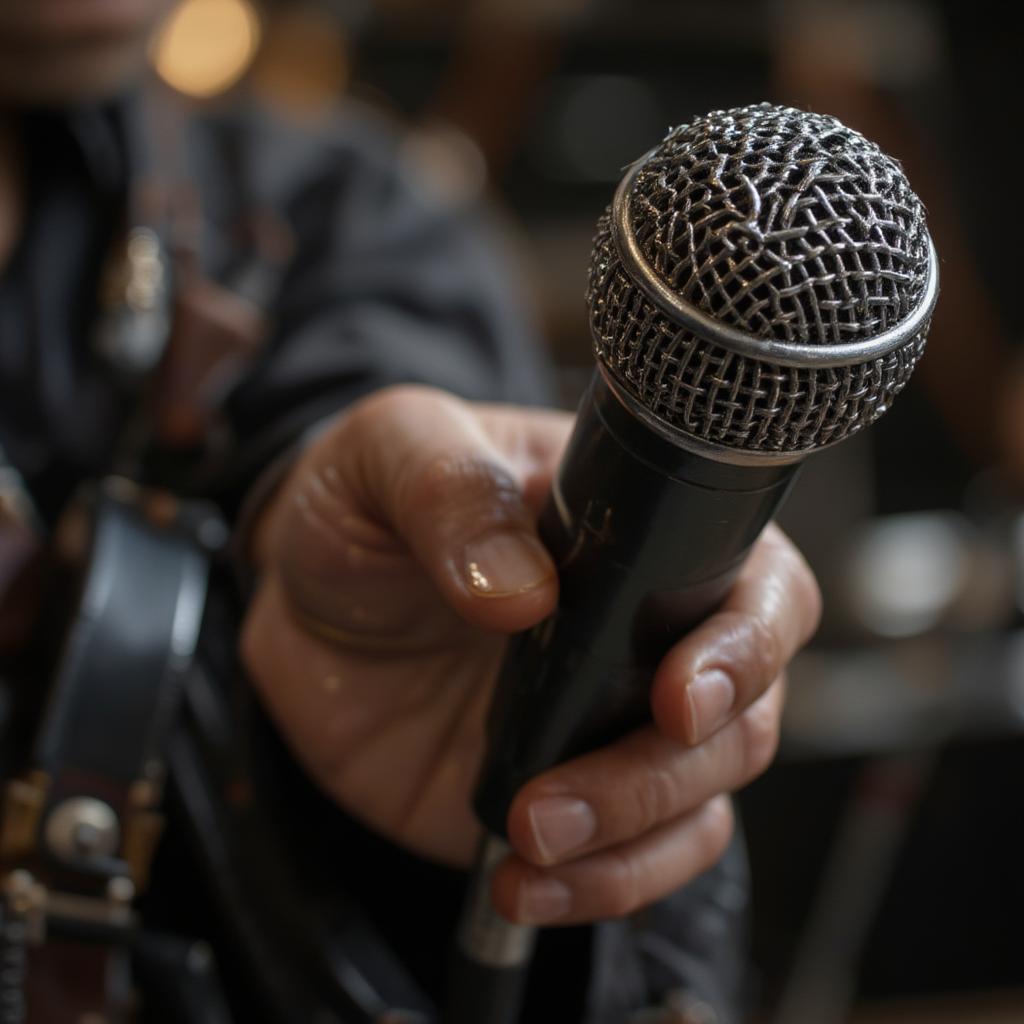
[106,877,135,905]
[123,759,167,891]
[42,889,134,930]
[3,870,48,945]
[44,798,121,863]
[0,772,50,861]
[589,103,936,458]
[94,226,171,376]
[2,868,138,958]
[457,834,536,967]
[123,228,165,314]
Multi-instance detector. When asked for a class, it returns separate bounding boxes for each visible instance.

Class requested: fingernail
[517,877,572,924]
[528,797,597,862]
[686,670,735,744]
[462,532,551,597]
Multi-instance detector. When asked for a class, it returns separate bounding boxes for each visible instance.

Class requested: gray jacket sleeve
[187,101,552,516]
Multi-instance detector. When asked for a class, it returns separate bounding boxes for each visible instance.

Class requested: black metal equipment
[0,480,222,1022]
[0,479,440,1024]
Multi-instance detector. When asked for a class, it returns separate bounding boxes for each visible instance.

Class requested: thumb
[271,386,569,638]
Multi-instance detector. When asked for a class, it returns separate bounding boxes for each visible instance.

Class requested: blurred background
[149,1,1024,1021]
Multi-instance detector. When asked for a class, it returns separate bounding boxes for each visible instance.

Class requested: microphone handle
[447,373,799,1023]
[474,370,800,836]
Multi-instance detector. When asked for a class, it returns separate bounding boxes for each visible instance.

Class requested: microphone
[447,103,938,1024]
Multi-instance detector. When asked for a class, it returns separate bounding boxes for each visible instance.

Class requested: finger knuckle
[797,560,824,638]
[403,453,522,526]
[404,453,466,509]
[754,611,784,675]
[774,532,823,640]
[633,764,680,835]
[737,612,782,696]
[354,383,430,421]
[342,385,404,444]
[603,849,643,918]
[737,696,781,783]
[697,799,735,867]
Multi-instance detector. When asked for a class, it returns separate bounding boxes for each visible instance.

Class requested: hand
[240,385,821,925]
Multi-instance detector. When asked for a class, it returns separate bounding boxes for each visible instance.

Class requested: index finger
[650,522,821,746]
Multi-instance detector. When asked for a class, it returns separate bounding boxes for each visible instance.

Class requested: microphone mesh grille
[588,104,932,455]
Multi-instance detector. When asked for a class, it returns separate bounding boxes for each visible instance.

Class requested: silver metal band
[610,152,939,369]
[457,834,536,968]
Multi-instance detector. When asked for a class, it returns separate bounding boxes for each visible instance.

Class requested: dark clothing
[0,95,548,522]
[0,91,747,1023]
[0,104,130,519]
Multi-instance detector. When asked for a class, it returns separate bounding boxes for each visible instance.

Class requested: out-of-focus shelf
[753,990,1024,1024]
[780,630,1024,761]
[848,989,1024,1023]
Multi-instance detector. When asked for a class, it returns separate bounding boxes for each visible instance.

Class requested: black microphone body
[474,371,798,834]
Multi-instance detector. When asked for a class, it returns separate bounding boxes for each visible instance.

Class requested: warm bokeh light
[151,0,262,99]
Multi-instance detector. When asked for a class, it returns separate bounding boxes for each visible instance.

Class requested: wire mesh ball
[588,103,934,457]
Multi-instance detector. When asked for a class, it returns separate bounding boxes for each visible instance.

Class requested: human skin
[0,1,822,927]
[0,0,170,106]
[242,386,821,925]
